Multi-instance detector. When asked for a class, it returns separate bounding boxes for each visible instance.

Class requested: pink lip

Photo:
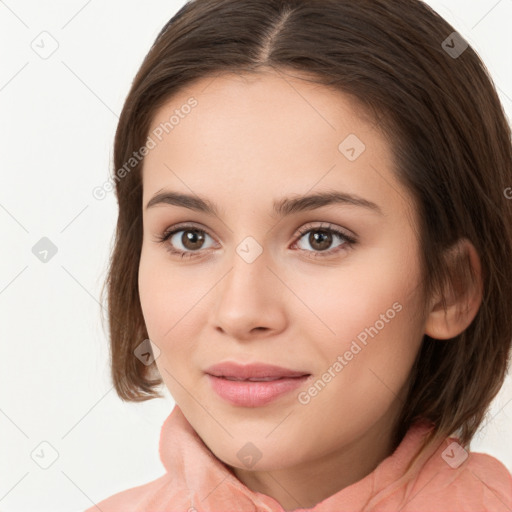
[205,362,312,407]
[205,361,310,379]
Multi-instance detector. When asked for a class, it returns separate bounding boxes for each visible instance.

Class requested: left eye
[294,225,356,255]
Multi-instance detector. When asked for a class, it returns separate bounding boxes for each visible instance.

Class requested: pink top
[85,404,512,511]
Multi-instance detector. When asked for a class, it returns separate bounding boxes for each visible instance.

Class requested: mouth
[213,375,309,382]
[204,362,312,407]
[205,361,311,380]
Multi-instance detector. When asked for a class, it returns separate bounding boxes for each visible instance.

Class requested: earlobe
[424,238,483,340]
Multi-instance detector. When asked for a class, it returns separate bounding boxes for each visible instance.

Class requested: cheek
[138,249,208,377]
[138,253,167,337]
[138,248,193,336]
[293,242,424,396]
[138,256,193,400]
[292,247,421,346]
[293,276,423,446]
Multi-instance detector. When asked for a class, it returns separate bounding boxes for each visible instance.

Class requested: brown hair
[101,0,512,465]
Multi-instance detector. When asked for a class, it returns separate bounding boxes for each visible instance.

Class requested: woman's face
[138,69,427,478]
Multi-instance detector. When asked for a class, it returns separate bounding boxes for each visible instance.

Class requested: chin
[209,439,301,473]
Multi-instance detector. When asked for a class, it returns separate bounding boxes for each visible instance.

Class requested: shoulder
[462,451,512,503]
[400,442,512,512]
[82,472,189,512]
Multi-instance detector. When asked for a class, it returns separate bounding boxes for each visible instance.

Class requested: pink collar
[158,404,439,511]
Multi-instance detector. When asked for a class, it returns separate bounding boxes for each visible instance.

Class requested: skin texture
[138,68,482,510]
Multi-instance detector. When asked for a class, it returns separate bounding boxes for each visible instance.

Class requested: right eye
[155,224,217,259]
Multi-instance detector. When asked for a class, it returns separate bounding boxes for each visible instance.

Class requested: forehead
[145,69,377,156]
[141,70,411,220]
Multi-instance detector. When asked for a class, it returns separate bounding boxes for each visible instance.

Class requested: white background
[1,1,511,511]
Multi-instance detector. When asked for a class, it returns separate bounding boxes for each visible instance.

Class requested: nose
[210,242,286,340]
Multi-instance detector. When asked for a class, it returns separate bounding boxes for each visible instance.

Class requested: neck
[231,405,401,511]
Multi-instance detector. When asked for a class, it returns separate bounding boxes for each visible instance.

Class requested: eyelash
[154,222,357,260]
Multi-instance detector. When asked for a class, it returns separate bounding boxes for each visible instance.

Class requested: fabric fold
[85,404,512,512]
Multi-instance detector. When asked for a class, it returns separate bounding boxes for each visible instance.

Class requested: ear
[424,238,483,340]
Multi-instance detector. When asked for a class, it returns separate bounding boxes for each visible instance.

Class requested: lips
[205,362,312,407]
[222,376,286,382]
[205,361,311,380]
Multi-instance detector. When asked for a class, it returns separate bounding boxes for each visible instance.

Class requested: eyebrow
[145,189,383,217]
